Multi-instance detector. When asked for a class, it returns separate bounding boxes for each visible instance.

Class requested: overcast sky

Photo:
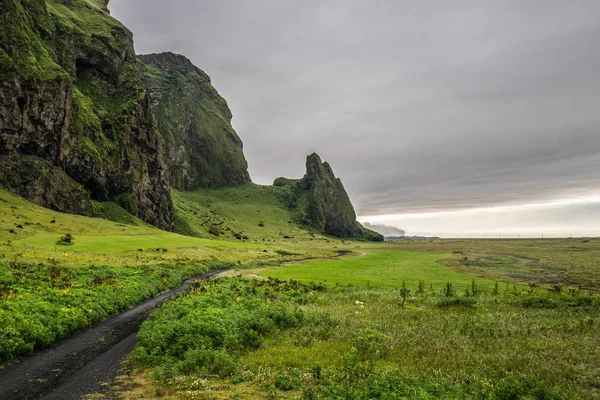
[110,1,600,237]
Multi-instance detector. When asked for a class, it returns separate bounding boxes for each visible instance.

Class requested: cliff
[0,0,173,229]
[137,52,250,190]
[274,153,383,241]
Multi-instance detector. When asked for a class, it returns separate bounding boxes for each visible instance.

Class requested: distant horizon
[375,234,599,239]
[358,193,600,238]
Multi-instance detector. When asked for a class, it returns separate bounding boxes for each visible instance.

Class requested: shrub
[136,278,329,382]
[437,297,477,308]
[56,233,74,246]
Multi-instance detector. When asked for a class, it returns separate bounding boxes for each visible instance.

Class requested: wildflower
[62,252,69,257]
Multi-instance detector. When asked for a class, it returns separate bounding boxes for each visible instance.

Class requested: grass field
[0,189,327,366]
[0,188,334,268]
[112,277,599,399]
[374,239,600,292]
[3,188,600,399]
[260,250,501,292]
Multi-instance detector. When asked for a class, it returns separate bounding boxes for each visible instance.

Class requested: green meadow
[16,232,259,254]
[2,188,600,399]
[260,250,500,292]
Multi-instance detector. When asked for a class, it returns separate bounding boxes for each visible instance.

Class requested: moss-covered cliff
[274,153,383,241]
[137,53,250,190]
[0,0,173,230]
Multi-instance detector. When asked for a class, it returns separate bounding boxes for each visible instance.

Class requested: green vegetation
[172,185,332,243]
[382,239,600,292]
[0,188,321,367]
[126,277,597,399]
[3,187,600,398]
[0,261,214,364]
[138,52,251,190]
[172,179,381,243]
[261,250,501,292]
[91,201,151,227]
[135,278,326,382]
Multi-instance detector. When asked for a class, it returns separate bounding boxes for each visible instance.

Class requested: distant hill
[386,236,441,241]
[363,223,405,237]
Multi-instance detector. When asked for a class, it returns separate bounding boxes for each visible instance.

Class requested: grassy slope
[3,187,600,398]
[0,188,325,365]
[172,185,333,243]
[0,189,295,267]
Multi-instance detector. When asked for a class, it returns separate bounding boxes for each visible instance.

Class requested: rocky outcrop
[137,53,250,190]
[0,155,94,216]
[0,0,173,230]
[274,153,383,241]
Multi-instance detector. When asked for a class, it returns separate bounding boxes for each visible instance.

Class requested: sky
[110,1,600,237]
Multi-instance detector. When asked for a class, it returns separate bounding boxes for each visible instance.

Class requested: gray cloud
[111,0,600,216]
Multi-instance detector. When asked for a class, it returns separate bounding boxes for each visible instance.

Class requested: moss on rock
[0,0,173,230]
[137,52,251,190]
[274,153,383,241]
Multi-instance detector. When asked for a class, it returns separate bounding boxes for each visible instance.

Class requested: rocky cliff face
[137,53,250,190]
[0,0,173,229]
[274,153,383,241]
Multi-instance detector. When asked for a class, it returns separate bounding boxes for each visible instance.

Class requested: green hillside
[0,0,173,229]
[0,188,311,268]
[172,184,333,243]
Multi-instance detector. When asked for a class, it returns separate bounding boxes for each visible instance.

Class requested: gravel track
[0,269,225,400]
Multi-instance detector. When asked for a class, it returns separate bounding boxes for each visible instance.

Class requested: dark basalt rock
[0,0,173,230]
[275,153,383,241]
[137,52,251,190]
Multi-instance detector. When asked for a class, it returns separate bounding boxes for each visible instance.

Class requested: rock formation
[0,0,173,229]
[137,53,250,190]
[274,153,383,241]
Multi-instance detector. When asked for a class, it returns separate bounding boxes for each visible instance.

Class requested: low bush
[0,261,215,365]
[136,278,329,382]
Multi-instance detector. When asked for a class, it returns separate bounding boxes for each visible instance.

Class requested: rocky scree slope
[137,52,250,190]
[275,153,383,241]
[0,0,173,230]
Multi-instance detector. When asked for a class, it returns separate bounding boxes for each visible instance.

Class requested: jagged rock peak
[274,153,383,241]
[304,153,337,184]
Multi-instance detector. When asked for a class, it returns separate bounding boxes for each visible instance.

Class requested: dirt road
[0,269,225,400]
